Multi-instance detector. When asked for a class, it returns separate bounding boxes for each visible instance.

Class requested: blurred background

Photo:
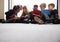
[4,0,57,18]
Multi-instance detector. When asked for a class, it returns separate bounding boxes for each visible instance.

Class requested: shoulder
[41,9,50,12]
[53,9,57,12]
[53,9,58,14]
[50,9,58,14]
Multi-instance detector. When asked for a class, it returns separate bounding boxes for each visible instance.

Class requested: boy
[40,3,51,23]
[48,3,58,23]
[40,3,50,16]
[30,5,44,24]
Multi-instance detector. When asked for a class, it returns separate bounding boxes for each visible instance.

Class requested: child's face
[16,8,21,13]
[48,5,54,10]
[23,8,28,14]
[33,7,38,10]
[40,6,44,10]
[23,8,27,12]
[40,6,45,10]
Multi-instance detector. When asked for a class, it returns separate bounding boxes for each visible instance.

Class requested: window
[12,0,57,17]
[4,0,57,18]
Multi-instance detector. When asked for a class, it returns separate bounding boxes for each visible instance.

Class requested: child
[20,6,30,23]
[48,3,58,23]
[48,3,57,17]
[5,5,22,23]
[21,6,29,18]
[30,5,44,24]
[40,3,50,16]
[40,3,51,23]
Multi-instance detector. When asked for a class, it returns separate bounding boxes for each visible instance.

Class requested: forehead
[34,7,38,8]
[48,5,53,7]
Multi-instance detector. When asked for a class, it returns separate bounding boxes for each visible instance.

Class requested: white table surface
[0,23,60,42]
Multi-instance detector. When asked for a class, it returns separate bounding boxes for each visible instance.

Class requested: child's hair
[48,3,55,8]
[40,3,46,8]
[13,5,22,10]
[23,6,28,12]
[23,6,27,9]
[34,5,38,7]
[22,6,28,16]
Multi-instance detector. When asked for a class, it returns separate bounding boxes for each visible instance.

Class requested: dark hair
[48,3,55,8]
[13,5,20,10]
[34,5,38,7]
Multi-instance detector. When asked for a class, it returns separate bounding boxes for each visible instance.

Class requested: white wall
[58,0,60,19]
[0,24,60,42]
[0,0,4,19]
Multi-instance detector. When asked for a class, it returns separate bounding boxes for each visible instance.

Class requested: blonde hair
[40,3,46,8]
[23,6,27,9]
[22,6,28,16]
